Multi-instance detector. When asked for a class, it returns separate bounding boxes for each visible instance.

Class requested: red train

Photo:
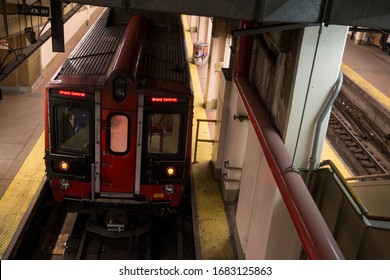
[44,9,193,231]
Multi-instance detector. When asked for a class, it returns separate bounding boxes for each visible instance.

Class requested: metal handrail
[233,26,344,259]
[193,119,216,163]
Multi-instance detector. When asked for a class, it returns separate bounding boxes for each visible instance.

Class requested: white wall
[236,123,300,259]
[285,25,349,168]
[220,85,249,194]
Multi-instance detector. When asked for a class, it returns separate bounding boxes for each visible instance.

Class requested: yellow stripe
[321,140,353,179]
[0,132,45,259]
[341,63,390,112]
[182,15,233,259]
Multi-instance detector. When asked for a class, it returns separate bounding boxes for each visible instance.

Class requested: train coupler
[105,209,128,232]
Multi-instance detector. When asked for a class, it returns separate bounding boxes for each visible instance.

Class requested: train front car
[44,9,193,234]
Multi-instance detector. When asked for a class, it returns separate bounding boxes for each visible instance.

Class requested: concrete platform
[0,9,104,199]
[0,9,104,259]
[343,38,390,98]
[183,16,235,260]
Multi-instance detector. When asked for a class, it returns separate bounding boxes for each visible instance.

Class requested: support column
[204,18,231,110]
[188,15,199,33]
[351,31,368,45]
[265,25,348,258]
[285,25,349,169]
[234,24,348,259]
[196,16,211,44]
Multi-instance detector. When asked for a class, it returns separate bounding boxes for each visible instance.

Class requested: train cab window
[108,114,129,154]
[147,113,181,154]
[55,106,90,153]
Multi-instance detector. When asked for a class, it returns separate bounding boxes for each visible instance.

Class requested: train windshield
[55,105,91,153]
[147,113,181,154]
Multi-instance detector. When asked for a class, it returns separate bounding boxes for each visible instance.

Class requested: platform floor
[182,16,236,260]
[343,38,390,99]
[0,9,104,259]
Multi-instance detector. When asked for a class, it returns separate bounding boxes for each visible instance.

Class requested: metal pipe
[306,70,343,187]
[233,23,344,260]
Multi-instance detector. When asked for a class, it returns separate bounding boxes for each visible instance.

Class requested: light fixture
[59,179,71,190]
[113,77,126,102]
[164,184,175,195]
[59,161,70,171]
[166,166,176,176]
[24,27,37,44]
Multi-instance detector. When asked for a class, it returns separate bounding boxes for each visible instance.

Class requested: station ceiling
[71,0,390,30]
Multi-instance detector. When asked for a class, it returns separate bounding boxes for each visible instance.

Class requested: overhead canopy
[69,0,390,29]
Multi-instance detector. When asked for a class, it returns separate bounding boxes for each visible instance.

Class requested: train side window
[108,114,129,154]
[147,113,181,154]
[55,105,90,153]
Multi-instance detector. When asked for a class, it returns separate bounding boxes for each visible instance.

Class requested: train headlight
[113,77,127,102]
[166,166,176,176]
[59,179,71,190]
[164,184,175,195]
[59,161,70,171]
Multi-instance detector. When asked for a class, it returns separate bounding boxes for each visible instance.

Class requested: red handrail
[233,21,344,260]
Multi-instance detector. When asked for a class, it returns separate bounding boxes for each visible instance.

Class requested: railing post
[193,119,201,163]
[193,119,217,163]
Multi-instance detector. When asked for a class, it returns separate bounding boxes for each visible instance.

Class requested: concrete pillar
[234,25,348,259]
[266,25,347,258]
[204,18,231,110]
[352,31,368,45]
[235,122,301,259]
[211,70,232,177]
[196,17,211,44]
[218,84,248,201]
[285,25,348,169]
[188,15,199,33]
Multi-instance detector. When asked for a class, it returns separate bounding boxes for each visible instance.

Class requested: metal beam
[232,22,320,37]
[328,0,390,30]
[0,4,82,84]
[50,0,64,52]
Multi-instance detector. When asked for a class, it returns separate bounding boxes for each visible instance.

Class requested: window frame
[106,113,131,155]
[143,109,185,157]
[53,104,92,154]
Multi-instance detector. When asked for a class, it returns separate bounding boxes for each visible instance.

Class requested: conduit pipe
[306,71,343,187]
[233,22,344,260]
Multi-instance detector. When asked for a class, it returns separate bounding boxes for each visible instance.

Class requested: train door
[46,89,95,200]
[140,96,190,185]
[100,109,137,195]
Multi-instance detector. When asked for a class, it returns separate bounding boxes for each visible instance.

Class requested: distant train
[44,9,193,233]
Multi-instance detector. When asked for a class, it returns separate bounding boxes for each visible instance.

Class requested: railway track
[30,210,194,260]
[13,195,195,260]
[326,93,390,177]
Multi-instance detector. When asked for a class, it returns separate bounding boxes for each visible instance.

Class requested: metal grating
[141,14,188,86]
[59,11,126,76]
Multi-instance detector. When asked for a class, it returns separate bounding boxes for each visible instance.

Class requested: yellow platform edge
[0,132,45,259]
[341,63,390,112]
[321,140,353,178]
[321,63,390,178]
[182,15,234,260]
